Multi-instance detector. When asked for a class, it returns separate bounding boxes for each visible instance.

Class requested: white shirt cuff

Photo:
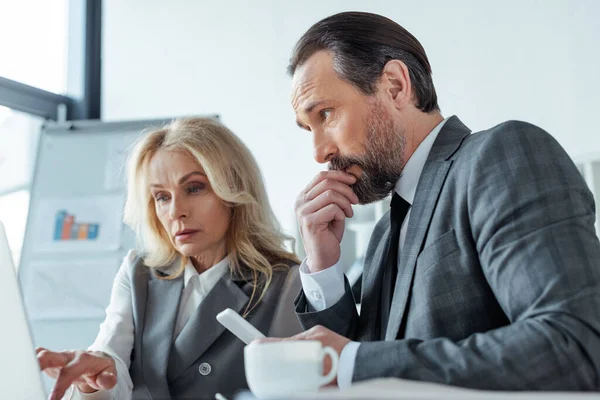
[337,341,360,389]
[299,258,345,311]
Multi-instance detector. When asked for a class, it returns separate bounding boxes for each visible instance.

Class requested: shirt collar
[183,255,230,289]
[395,117,449,205]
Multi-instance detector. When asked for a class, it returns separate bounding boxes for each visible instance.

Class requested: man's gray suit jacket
[296,116,600,390]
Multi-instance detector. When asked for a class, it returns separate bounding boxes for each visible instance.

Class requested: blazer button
[198,362,212,376]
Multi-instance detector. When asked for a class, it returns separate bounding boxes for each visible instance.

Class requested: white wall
[103,0,600,235]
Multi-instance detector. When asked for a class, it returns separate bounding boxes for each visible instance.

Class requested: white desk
[234,378,600,399]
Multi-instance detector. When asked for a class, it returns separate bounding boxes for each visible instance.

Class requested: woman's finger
[95,370,118,390]
[37,349,71,373]
[50,352,114,400]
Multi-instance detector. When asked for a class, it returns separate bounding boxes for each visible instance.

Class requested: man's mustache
[328,156,365,172]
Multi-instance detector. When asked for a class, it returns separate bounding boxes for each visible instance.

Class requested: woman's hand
[36,347,117,400]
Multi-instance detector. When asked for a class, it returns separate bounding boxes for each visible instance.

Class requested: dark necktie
[381,193,411,336]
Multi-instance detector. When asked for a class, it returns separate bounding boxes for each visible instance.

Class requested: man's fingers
[295,171,356,216]
[305,179,359,205]
[300,190,354,219]
[298,204,346,239]
[303,171,356,196]
[254,329,321,344]
[252,337,284,345]
[261,326,328,342]
[290,330,314,340]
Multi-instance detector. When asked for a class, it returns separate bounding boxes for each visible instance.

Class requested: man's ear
[378,59,412,110]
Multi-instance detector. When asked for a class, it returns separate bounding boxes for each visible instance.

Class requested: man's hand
[257,325,351,386]
[295,171,358,273]
[36,347,117,400]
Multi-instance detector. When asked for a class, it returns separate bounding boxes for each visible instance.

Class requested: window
[0,0,69,94]
[0,1,100,267]
[0,106,42,192]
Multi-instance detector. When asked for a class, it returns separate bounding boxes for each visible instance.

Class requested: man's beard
[328,103,406,205]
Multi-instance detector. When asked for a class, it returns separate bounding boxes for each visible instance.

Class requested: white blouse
[72,250,229,400]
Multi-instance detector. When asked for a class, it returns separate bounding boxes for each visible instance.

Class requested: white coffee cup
[244,340,339,399]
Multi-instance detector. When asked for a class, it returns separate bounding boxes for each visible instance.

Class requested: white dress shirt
[73,250,229,400]
[299,117,449,388]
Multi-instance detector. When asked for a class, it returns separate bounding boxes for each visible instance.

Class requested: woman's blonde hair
[123,118,299,310]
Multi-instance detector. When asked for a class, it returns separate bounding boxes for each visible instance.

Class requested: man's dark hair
[288,11,439,113]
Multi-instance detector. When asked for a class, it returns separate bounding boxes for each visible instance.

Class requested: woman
[37,118,302,400]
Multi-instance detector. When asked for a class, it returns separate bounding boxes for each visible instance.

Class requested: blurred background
[1,0,600,392]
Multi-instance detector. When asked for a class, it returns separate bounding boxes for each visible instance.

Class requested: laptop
[0,221,46,399]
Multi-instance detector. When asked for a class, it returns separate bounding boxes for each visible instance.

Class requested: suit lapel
[385,116,471,340]
[142,271,183,399]
[385,161,452,339]
[167,274,250,381]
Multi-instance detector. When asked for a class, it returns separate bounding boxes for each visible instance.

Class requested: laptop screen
[0,222,46,399]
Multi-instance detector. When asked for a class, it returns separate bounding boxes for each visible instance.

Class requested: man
[286,11,600,390]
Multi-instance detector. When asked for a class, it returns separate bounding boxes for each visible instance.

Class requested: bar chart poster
[34,194,124,253]
[53,211,100,242]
